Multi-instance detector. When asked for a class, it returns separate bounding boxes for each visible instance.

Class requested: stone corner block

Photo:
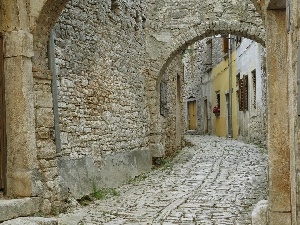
[251,200,268,225]
[5,30,34,58]
[0,197,41,222]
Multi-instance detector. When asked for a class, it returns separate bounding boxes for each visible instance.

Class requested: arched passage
[146,20,266,158]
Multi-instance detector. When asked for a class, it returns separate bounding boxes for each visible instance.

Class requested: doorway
[187,99,197,130]
[0,35,6,192]
[225,93,230,137]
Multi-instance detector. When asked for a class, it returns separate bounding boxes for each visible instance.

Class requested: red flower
[213,106,220,113]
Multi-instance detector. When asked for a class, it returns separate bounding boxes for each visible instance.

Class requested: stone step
[1,217,57,225]
[0,197,40,222]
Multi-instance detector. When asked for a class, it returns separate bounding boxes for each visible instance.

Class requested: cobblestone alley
[58,135,267,225]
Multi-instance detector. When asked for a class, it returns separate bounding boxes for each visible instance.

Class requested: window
[216,91,220,108]
[236,73,240,88]
[160,79,167,117]
[239,75,248,111]
[236,36,242,47]
[251,70,256,109]
[206,39,212,67]
[222,37,228,54]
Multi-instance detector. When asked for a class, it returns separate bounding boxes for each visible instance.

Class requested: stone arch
[33,0,70,71]
[156,20,265,82]
[146,19,266,157]
[34,0,69,39]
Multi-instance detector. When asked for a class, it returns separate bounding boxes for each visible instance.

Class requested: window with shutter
[238,75,249,111]
[239,77,244,111]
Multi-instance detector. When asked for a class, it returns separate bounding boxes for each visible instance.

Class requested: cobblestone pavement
[58,135,268,225]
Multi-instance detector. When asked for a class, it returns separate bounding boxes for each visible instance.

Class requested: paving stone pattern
[58,135,267,225]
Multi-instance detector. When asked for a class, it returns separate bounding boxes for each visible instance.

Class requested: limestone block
[269,211,291,225]
[58,156,97,198]
[58,210,87,225]
[37,140,56,159]
[0,197,40,222]
[36,108,55,128]
[33,70,52,80]
[2,217,57,225]
[37,127,51,139]
[98,149,152,188]
[251,200,268,225]
[35,91,54,108]
[5,31,34,58]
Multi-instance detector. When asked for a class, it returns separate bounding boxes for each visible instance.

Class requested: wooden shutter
[239,78,244,111]
[252,71,256,109]
[243,75,248,111]
[238,75,249,111]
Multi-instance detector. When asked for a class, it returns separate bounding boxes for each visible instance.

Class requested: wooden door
[188,100,196,130]
[225,93,230,136]
[0,35,6,191]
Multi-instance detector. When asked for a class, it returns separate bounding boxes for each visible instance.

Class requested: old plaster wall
[52,0,151,199]
[236,39,267,146]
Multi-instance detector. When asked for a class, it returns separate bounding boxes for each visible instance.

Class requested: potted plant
[213,106,220,117]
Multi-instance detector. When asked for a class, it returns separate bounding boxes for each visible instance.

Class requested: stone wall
[30,0,153,212]
[52,0,151,197]
[161,55,184,156]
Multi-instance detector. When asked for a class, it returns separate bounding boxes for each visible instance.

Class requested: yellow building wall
[212,51,238,138]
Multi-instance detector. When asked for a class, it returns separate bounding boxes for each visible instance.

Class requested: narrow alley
[57,135,267,225]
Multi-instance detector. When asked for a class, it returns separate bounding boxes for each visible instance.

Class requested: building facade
[183,37,267,145]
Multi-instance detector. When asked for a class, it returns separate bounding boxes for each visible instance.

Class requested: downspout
[228,34,233,138]
[48,30,62,153]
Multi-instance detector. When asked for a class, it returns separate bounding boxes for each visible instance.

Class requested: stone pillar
[265,10,292,224]
[4,30,38,197]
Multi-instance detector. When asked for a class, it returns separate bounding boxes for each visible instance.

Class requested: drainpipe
[228,34,233,138]
[48,30,61,153]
